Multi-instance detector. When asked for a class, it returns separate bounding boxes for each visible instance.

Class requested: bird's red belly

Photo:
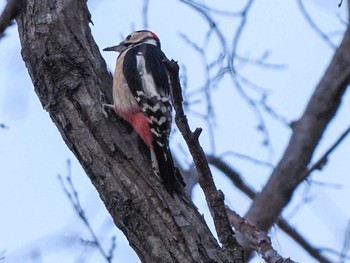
[118,109,152,149]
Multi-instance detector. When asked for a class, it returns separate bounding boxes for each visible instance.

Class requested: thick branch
[241,14,350,256]
[0,0,24,39]
[15,1,234,262]
[164,59,244,262]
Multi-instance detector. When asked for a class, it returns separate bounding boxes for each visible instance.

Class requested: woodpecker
[103,30,181,195]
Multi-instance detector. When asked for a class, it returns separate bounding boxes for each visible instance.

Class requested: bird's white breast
[113,51,139,112]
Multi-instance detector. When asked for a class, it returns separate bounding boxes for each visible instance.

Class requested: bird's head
[103,30,161,53]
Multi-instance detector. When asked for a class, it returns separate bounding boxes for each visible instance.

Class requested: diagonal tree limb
[164,59,245,262]
[240,10,350,258]
[15,1,240,262]
[0,0,25,39]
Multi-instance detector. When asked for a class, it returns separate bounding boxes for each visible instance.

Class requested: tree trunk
[16,0,231,262]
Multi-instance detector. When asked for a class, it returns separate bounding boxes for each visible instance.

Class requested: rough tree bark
[14,0,348,261]
[16,0,235,262]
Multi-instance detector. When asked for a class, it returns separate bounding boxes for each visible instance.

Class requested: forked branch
[164,59,245,262]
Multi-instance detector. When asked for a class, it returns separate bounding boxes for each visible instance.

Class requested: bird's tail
[151,143,183,196]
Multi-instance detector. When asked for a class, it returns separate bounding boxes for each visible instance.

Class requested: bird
[103,30,182,195]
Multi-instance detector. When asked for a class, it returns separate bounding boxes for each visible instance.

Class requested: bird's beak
[103,44,123,52]
[103,39,131,53]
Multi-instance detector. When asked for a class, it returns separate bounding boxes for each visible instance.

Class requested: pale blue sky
[1,1,349,262]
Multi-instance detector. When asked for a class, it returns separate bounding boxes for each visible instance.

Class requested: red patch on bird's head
[148,31,159,41]
[135,30,161,48]
[148,31,161,48]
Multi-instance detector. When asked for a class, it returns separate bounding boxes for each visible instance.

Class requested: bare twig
[179,0,242,17]
[258,95,291,128]
[164,59,245,262]
[178,0,228,53]
[219,151,274,168]
[208,156,333,263]
[297,0,336,49]
[0,250,5,261]
[58,159,116,263]
[226,208,296,263]
[228,0,275,156]
[0,123,9,129]
[230,0,255,61]
[299,124,350,183]
[0,0,25,39]
[235,52,286,70]
[141,0,149,29]
[107,236,117,263]
[231,76,274,153]
[309,180,342,189]
[339,219,350,262]
[178,32,218,152]
[179,0,281,156]
[284,183,313,220]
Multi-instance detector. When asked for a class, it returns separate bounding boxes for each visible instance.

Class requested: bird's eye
[126,34,132,40]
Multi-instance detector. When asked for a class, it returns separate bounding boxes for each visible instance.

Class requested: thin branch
[228,0,275,156]
[0,250,5,261]
[339,0,344,8]
[297,0,336,49]
[309,180,342,189]
[257,95,291,128]
[0,0,25,39]
[220,151,274,168]
[284,183,313,220]
[142,0,149,29]
[0,123,9,129]
[226,208,296,263]
[179,0,242,17]
[232,76,275,154]
[235,52,286,70]
[58,159,116,263]
[299,124,350,183]
[179,32,217,152]
[178,0,228,55]
[180,0,277,156]
[339,219,350,262]
[230,0,255,62]
[164,59,245,262]
[107,236,117,263]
